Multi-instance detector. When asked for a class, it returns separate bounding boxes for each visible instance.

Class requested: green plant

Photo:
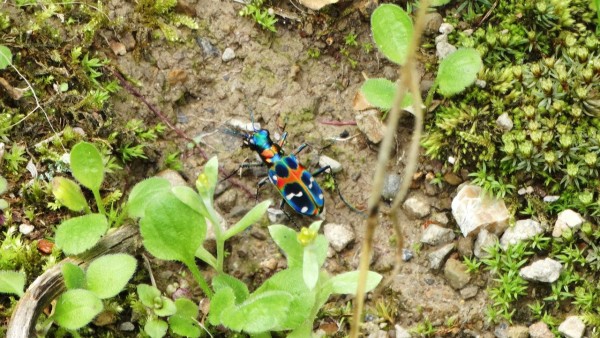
[462,255,482,273]
[344,33,358,46]
[3,144,27,175]
[469,163,516,198]
[410,317,436,336]
[239,0,277,32]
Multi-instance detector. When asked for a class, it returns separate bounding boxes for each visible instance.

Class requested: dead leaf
[0,77,25,100]
[352,90,373,110]
[298,0,338,10]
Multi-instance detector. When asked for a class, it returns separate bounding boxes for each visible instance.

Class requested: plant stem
[186,260,213,298]
[424,81,438,109]
[92,189,106,215]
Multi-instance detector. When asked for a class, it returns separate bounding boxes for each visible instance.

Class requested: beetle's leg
[278,131,288,148]
[311,165,331,177]
[255,176,270,203]
[220,162,264,182]
[292,143,309,156]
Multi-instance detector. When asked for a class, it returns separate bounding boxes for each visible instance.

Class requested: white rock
[227,119,260,132]
[436,40,457,60]
[496,113,514,132]
[403,194,431,219]
[552,209,584,237]
[323,223,355,252]
[543,195,560,203]
[451,185,510,237]
[395,324,411,338]
[156,169,188,187]
[356,109,385,144]
[558,316,585,338]
[519,258,562,283]
[430,212,449,225]
[318,155,342,173]
[500,219,545,249]
[474,229,498,258]
[267,208,285,223]
[428,242,455,270]
[421,224,455,246]
[19,223,34,235]
[439,23,454,34]
[222,47,235,62]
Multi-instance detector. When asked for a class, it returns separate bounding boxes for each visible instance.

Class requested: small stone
[119,322,135,331]
[475,79,487,88]
[222,47,236,62]
[402,248,414,262]
[430,212,449,225]
[324,223,355,252]
[496,113,513,132]
[552,209,584,237]
[19,223,34,235]
[356,109,385,144]
[500,219,544,249]
[421,224,455,246]
[436,40,457,60]
[529,321,554,338]
[505,325,529,338]
[423,12,443,36]
[428,242,455,269]
[121,32,136,51]
[459,285,478,299]
[260,257,278,271]
[216,189,238,214]
[227,119,260,132]
[304,22,314,36]
[156,169,188,187]
[456,236,473,257]
[474,229,498,258]
[519,258,562,283]
[443,172,462,185]
[395,324,411,338]
[452,185,510,237]
[196,36,219,57]
[444,257,471,289]
[167,68,188,85]
[109,41,126,56]
[439,22,454,34]
[37,239,54,254]
[543,195,560,203]
[267,208,286,223]
[403,194,431,219]
[557,316,585,338]
[382,174,401,200]
[94,311,116,326]
[319,155,342,173]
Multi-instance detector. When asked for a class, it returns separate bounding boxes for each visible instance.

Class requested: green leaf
[139,191,206,264]
[137,284,161,307]
[0,45,12,70]
[212,274,249,303]
[0,199,8,210]
[0,270,26,297]
[195,246,217,268]
[303,247,319,290]
[53,289,103,330]
[371,4,413,65]
[327,271,383,295]
[86,254,137,299]
[224,200,270,240]
[171,185,208,218]
[127,177,172,218]
[0,175,7,194]
[62,263,86,290]
[436,48,483,97]
[55,213,108,255]
[220,291,294,333]
[144,318,168,338]
[168,298,201,338]
[52,177,89,212]
[430,0,452,6]
[70,142,104,191]
[208,286,236,326]
[137,284,177,317]
[196,156,218,204]
[360,78,413,111]
[269,225,303,268]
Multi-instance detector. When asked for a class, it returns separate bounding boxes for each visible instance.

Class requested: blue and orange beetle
[233,124,329,216]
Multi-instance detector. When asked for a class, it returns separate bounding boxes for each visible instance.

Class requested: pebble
[167,68,188,85]
[403,194,431,219]
[543,195,560,203]
[423,12,443,36]
[500,219,544,249]
[552,209,584,237]
[267,208,286,223]
[121,31,136,51]
[109,41,126,56]
[324,223,355,252]
[451,185,509,237]
[381,174,401,201]
[519,258,562,283]
[443,257,471,289]
[439,22,454,34]
[456,236,473,257]
[443,172,462,185]
[528,321,554,338]
[19,223,34,235]
[318,155,342,173]
[355,109,385,144]
[474,229,498,258]
[156,169,188,187]
[222,47,236,62]
[430,212,449,225]
[496,113,514,132]
[196,36,219,57]
[428,242,455,269]
[119,322,135,331]
[395,324,411,338]
[37,239,54,254]
[557,316,585,338]
[459,285,478,299]
[401,248,414,262]
[227,119,260,132]
[436,40,457,60]
[420,224,455,246]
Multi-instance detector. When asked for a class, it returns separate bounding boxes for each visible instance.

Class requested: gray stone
[436,40,457,60]
[428,242,455,269]
[19,223,34,235]
[324,223,355,252]
[519,258,562,283]
[430,212,449,225]
[156,169,188,187]
[420,224,455,246]
[119,322,135,331]
[500,219,544,249]
[496,113,514,132]
[505,325,529,338]
[443,257,471,289]
[459,285,478,299]
[267,208,286,223]
[318,155,342,173]
[439,22,454,34]
[222,47,236,62]
[356,109,385,144]
[395,324,411,338]
[196,36,219,57]
[552,209,584,237]
[382,174,401,200]
[528,321,554,338]
[424,12,443,36]
[558,316,585,338]
[403,194,431,219]
[543,195,559,203]
[402,248,414,262]
[474,229,498,258]
[456,236,473,257]
[451,185,510,237]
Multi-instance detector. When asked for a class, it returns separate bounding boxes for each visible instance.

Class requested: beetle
[235,126,329,216]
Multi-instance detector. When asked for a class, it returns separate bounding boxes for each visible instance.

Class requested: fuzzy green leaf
[0,45,12,70]
[220,291,294,333]
[430,0,452,6]
[269,225,303,268]
[144,318,168,338]
[0,175,7,195]
[0,199,8,210]
[55,213,108,255]
[86,254,137,299]
[0,270,26,297]
[371,4,413,65]
[70,142,104,191]
[208,286,236,326]
[137,284,161,307]
[360,78,413,111]
[168,298,201,338]
[171,185,208,218]
[327,271,382,295]
[212,273,249,304]
[52,177,89,212]
[127,177,172,219]
[224,200,270,240]
[62,263,86,290]
[437,48,483,97]
[53,289,103,330]
[196,156,219,204]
